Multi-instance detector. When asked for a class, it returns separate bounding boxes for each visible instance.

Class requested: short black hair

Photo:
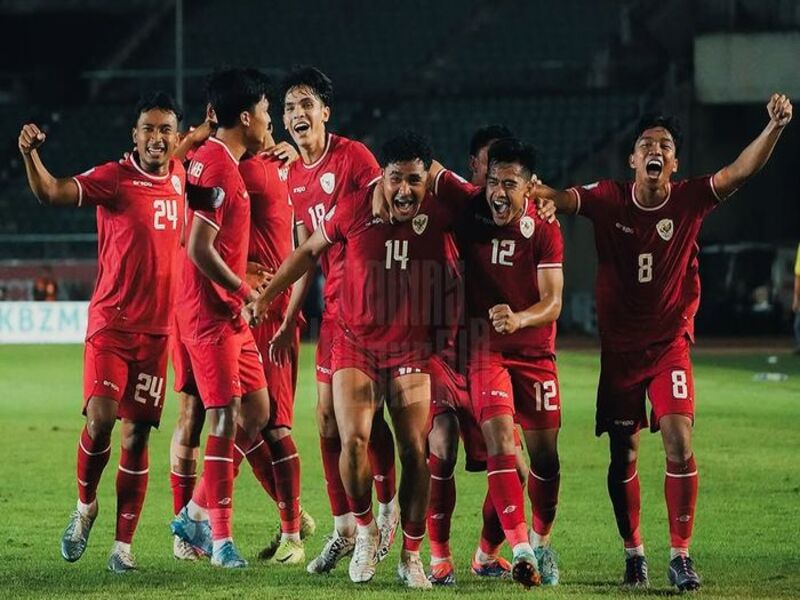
[381,131,433,169]
[206,68,271,128]
[134,91,183,126]
[632,114,682,154]
[469,124,514,157]
[487,137,537,179]
[281,65,334,109]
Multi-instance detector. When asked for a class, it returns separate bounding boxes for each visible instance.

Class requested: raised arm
[18,124,80,206]
[534,183,578,216]
[712,93,792,199]
[489,267,564,334]
[252,227,331,326]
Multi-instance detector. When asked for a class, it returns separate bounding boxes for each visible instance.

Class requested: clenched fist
[767,93,792,128]
[19,123,46,155]
[489,304,522,335]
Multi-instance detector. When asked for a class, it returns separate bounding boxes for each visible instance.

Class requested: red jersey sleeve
[346,141,381,191]
[534,219,564,269]
[319,199,351,244]
[682,174,722,218]
[239,156,268,197]
[191,159,232,231]
[73,161,120,207]
[568,179,619,222]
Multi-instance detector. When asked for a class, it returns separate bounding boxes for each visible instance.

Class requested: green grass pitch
[1,343,798,599]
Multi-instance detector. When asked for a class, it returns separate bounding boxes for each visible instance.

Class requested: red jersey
[289,133,380,320]
[176,136,251,342]
[569,176,721,352]
[73,154,185,338]
[239,153,294,316]
[436,170,563,357]
[320,183,458,357]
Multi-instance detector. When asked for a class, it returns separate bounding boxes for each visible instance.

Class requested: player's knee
[341,431,369,459]
[122,423,151,452]
[428,430,458,463]
[665,440,693,464]
[530,451,560,479]
[85,414,115,442]
[316,402,338,437]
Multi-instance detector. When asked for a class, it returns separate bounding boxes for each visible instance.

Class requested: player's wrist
[233,280,254,303]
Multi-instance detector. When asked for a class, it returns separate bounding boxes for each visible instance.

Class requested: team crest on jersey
[278,167,289,182]
[412,214,428,235]
[171,175,182,195]
[320,172,335,194]
[656,218,674,241]
[520,216,535,239]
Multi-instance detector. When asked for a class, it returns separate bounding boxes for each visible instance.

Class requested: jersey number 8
[638,252,653,283]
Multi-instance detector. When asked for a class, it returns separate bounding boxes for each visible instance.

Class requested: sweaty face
[133,109,179,174]
[244,96,271,153]
[630,126,678,186]
[382,159,429,223]
[485,162,531,226]
[283,86,330,148]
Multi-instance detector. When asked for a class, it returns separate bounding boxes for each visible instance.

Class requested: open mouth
[292,122,310,135]
[645,157,663,178]
[145,144,166,159]
[491,198,511,217]
[393,194,417,217]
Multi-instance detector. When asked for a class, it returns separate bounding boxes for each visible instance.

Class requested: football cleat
[349,530,379,583]
[107,547,136,573]
[533,546,560,585]
[306,532,355,574]
[376,506,400,562]
[623,554,650,587]
[257,527,281,560]
[267,538,305,565]
[210,540,248,568]
[170,507,212,557]
[61,507,97,563]
[398,553,432,589]
[428,558,456,586]
[300,508,317,538]
[668,554,701,592]
[511,548,541,588]
[471,555,512,578]
[173,535,200,561]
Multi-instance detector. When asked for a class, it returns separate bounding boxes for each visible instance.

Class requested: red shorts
[429,353,488,471]
[468,352,561,431]
[184,327,267,409]
[83,328,169,426]
[172,334,198,396]
[596,335,694,436]
[315,316,340,384]
[253,317,299,430]
[331,334,429,384]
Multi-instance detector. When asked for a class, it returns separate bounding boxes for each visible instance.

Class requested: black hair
[487,137,537,179]
[381,131,433,169]
[281,65,334,109]
[632,114,682,154]
[205,68,271,128]
[469,124,513,157]
[134,91,183,126]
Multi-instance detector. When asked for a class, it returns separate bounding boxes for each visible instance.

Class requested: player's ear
[468,155,478,176]
[131,127,137,145]
[673,157,679,174]
[628,153,636,170]
[321,105,331,123]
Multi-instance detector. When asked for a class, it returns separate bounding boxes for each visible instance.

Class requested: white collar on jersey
[631,181,671,211]
[128,153,170,180]
[302,133,332,170]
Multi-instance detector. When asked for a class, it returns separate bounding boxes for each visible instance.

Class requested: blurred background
[1,0,798,342]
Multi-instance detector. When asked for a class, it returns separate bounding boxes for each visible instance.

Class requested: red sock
[320,436,350,516]
[269,435,301,534]
[402,520,426,553]
[665,455,698,550]
[76,426,111,505]
[244,439,277,501]
[479,489,505,555]
[528,468,560,537]
[346,492,373,527]
[203,435,235,540]
[608,460,642,548]
[170,471,196,515]
[487,454,529,547]
[427,454,456,559]
[232,427,254,479]
[368,421,396,504]
[191,474,207,509]
[115,445,149,544]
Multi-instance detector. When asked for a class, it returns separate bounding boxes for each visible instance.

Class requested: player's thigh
[596,350,649,437]
[388,372,431,450]
[468,352,515,426]
[508,356,561,432]
[315,316,337,385]
[647,337,695,432]
[332,367,379,443]
[121,333,170,427]
[185,335,243,409]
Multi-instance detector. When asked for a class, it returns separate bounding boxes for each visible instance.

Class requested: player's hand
[187,119,217,146]
[767,94,792,128]
[18,124,46,155]
[246,261,272,290]
[536,197,557,223]
[489,304,521,334]
[264,141,300,165]
[268,321,294,366]
[372,181,390,220]
[241,300,258,326]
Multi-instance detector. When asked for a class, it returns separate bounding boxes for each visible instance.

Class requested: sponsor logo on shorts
[103,380,120,392]
[316,365,332,375]
[502,505,517,514]
[613,419,636,426]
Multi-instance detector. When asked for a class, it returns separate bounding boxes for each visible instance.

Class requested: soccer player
[169,68,273,569]
[18,92,185,572]
[536,93,793,591]
[271,66,399,573]
[468,125,513,186]
[252,132,462,588]
[434,138,564,587]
